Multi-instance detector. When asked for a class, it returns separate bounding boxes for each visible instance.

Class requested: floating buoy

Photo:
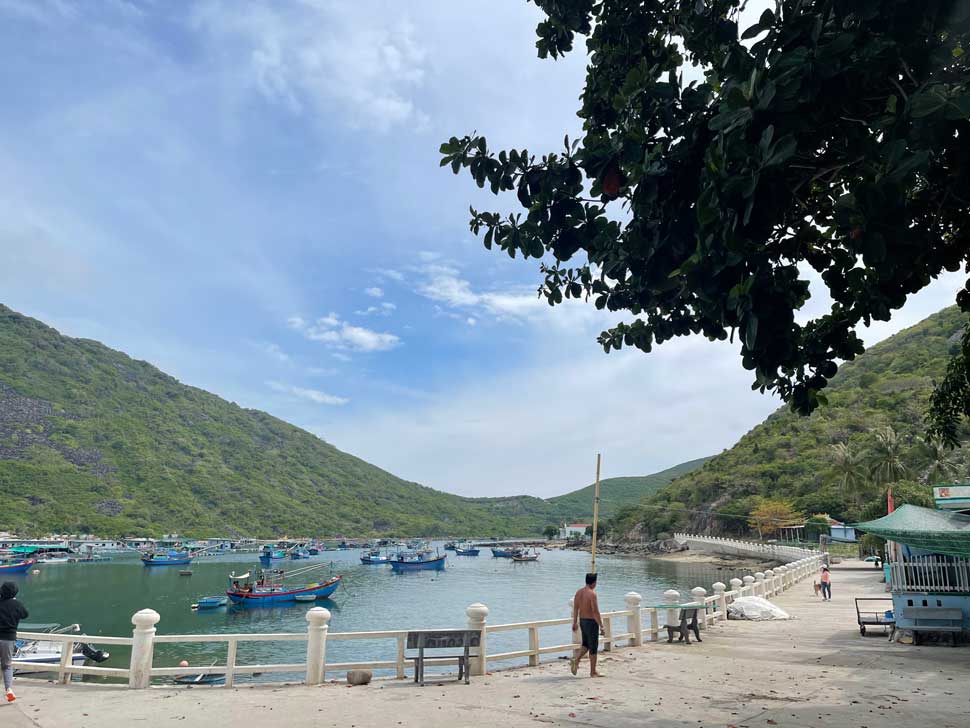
[32,569,40,574]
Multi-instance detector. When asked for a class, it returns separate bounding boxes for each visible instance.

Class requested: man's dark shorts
[579,618,599,654]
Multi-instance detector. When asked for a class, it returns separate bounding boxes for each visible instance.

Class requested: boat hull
[455,549,480,556]
[142,556,192,566]
[0,560,37,574]
[226,577,341,605]
[360,556,389,564]
[390,555,446,571]
[490,549,515,558]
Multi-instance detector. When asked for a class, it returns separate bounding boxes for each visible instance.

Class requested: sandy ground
[4,561,969,728]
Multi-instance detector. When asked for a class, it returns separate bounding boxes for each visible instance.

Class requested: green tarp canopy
[10,545,39,554]
[852,504,970,557]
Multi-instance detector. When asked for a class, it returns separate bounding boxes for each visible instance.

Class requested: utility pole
[590,453,601,573]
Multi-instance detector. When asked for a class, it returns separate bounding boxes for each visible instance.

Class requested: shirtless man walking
[570,573,605,677]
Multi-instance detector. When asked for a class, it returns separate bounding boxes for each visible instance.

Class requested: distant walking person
[820,567,832,601]
[0,581,29,702]
[570,573,605,678]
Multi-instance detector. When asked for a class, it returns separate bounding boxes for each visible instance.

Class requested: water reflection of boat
[226,568,342,605]
[14,623,110,673]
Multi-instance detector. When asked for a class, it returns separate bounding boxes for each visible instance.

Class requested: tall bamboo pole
[590,453,601,573]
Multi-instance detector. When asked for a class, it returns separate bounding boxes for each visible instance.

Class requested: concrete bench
[405,629,481,686]
[902,607,963,646]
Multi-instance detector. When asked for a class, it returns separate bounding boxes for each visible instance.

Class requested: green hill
[0,304,710,538]
[611,306,970,540]
[546,458,712,520]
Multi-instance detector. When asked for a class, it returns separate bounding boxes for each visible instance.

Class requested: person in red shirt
[570,573,605,677]
[820,566,832,601]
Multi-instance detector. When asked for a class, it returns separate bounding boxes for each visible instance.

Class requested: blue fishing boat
[0,559,37,574]
[490,547,517,558]
[226,569,341,605]
[289,547,310,560]
[390,552,446,572]
[142,552,192,567]
[307,547,320,556]
[259,545,287,562]
[360,550,389,564]
[455,547,480,556]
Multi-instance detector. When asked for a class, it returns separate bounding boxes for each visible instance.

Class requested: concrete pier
[4,561,970,727]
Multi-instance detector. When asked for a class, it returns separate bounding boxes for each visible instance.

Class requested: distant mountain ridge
[0,304,708,537]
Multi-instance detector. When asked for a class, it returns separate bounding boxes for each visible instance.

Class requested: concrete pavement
[4,561,969,727]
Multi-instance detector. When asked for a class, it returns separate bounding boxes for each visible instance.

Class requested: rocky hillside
[0,304,707,537]
[611,306,970,540]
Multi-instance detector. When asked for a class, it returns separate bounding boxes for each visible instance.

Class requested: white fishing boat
[14,623,111,673]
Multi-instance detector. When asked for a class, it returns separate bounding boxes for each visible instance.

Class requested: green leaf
[709,107,753,132]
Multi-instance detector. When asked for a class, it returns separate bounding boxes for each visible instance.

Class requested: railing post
[602,616,613,652]
[690,587,707,630]
[713,582,727,622]
[625,592,643,646]
[754,572,765,597]
[778,565,789,590]
[129,608,160,689]
[396,633,406,679]
[528,625,539,666]
[466,603,489,677]
[649,607,659,641]
[663,589,680,631]
[222,638,237,688]
[742,575,755,595]
[729,577,743,601]
[305,606,331,686]
[58,637,75,685]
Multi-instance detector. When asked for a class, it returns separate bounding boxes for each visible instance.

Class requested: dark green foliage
[0,305,708,537]
[443,0,970,417]
[611,307,970,540]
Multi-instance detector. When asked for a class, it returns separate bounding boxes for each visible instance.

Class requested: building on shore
[558,523,591,540]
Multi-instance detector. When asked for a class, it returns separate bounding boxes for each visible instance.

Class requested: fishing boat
[142,552,192,567]
[191,596,228,610]
[307,546,320,556]
[443,541,457,551]
[490,547,517,558]
[511,550,540,562]
[0,559,37,574]
[13,623,110,673]
[360,550,389,564]
[390,551,446,572]
[259,545,287,562]
[454,547,480,556]
[225,568,341,605]
[289,547,310,560]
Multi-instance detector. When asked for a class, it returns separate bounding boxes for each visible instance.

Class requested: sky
[0,0,964,499]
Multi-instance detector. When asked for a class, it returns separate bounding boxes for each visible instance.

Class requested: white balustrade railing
[11,546,822,689]
[672,532,817,562]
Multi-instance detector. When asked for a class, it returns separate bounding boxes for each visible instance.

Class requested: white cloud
[289,312,401,352]
[364,286,384,298]
[371,267,405,282]
[355,301,396,317]
[466,317,476,326]
[286,316,306,330]
[261,342,290,362]
[192,1,429,132]
[268,380,348,406]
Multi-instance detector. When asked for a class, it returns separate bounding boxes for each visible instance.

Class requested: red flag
[887,486,895,514]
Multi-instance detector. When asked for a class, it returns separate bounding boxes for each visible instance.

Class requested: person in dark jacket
[0,581,29,702]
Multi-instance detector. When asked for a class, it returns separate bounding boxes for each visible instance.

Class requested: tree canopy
[442,0,970,416]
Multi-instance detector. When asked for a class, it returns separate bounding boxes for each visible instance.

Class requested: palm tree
[868,426,909,486]
[830,442,868,498]
[918,437,958,484]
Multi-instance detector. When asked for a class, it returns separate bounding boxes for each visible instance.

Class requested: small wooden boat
[174,673,226,685]
[14,623,110,673]
[360,550,389,564]
[390,552,446,572]
[490,548,516,558]
[192,596,228,610]
[0,559,37,574]
[512,552,540,562]
[454,547,480,556]
[142,553,192,567]
[443,542,457,551]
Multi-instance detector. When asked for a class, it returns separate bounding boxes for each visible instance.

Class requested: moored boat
[0,559,38,574]
[389,551,446,572]
[360,550,389,564]
[511,551,540,562]
[490,548,517,558]
[174,672,226,685]
[142,552,192,567]
[192,596,228,610]
[13,623,110,673]
[454,547,480,556]
[226,568,341,605]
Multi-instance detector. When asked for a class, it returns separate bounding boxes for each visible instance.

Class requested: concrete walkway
[4,561,970,727]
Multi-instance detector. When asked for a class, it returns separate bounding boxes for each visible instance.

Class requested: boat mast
[590,453,601,574]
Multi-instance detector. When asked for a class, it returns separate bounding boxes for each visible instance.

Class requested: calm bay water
[11,546,752,680]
